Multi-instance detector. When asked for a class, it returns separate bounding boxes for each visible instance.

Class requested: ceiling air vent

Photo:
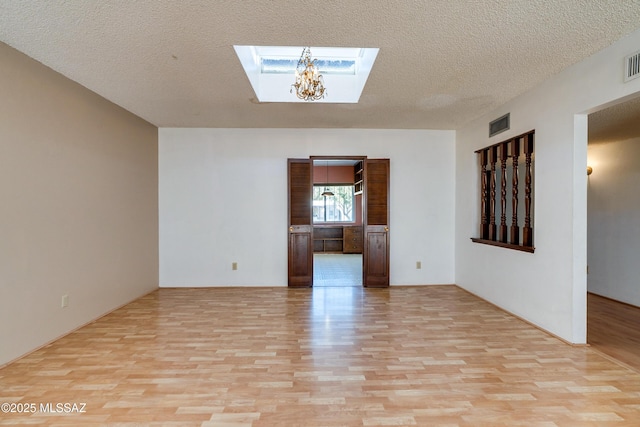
[624,50,640,82]
[489,113,510,137]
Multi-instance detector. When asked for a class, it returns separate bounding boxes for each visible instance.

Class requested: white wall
[159,128,455,287]
[455,29,640,343]
[588,136,640,307]
[0,43,158,366]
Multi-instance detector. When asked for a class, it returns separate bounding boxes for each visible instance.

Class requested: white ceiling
[2,1,640,130]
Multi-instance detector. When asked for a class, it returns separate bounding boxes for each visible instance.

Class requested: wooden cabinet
[313,225,363,253]
[343,226,363,254]
[313,226,343,252]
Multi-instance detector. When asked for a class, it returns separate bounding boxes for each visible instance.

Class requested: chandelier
[321,161,334,197]
[290,47,326,101]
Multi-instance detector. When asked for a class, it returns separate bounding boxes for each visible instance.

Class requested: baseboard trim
[587,346,640,374]
[455,285,587,347]
[0,288,158,369]
[588,291,640,310]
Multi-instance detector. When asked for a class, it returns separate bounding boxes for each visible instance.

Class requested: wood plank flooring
[587,292,640,371]
[2,286,640,426]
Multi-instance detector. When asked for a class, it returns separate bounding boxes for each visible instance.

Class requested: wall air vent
[624,50,640,82]
[489,113,510,137]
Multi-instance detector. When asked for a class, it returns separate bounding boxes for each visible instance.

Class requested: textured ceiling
[2,1,640,130]
[589,95,640,144]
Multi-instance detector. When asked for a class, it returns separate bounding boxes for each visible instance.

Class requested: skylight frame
[234,45,379,103]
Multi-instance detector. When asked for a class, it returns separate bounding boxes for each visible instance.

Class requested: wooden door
[363,159,390,287]
[287,159,313,287]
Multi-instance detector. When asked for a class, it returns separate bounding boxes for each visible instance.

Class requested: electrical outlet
[416,261,421,269]
[232,262,238,270]
[61,294,69,308]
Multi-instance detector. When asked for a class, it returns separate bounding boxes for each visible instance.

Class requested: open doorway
[587,94,640,370]
[312,158,364,287]
[287,157,390,288]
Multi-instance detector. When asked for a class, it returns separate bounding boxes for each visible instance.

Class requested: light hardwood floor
[587,292,640,372]
[2,286,640,426]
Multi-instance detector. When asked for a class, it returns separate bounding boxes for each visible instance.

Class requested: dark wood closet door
[287,159,313,287]
[363,159,390,287]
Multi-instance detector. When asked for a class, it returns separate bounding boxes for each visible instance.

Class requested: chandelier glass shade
[321,188,334,197]
[291,47,326,101]
[321,161,334,197]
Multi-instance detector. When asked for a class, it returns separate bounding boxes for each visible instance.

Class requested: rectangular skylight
[261,58,357,75]
[234,45,379,103]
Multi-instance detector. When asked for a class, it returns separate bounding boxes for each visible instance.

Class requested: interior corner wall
[587,136,640,307]
[159,128,455,288]
[0,42,159,366]
[455,28,640,343]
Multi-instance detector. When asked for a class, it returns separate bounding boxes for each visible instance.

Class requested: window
[312,185,354,223]
[471,130,535,252]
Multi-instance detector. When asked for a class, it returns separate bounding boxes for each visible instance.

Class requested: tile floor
[313,254,362,287]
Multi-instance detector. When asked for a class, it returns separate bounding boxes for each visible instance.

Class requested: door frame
[287,155,390,287]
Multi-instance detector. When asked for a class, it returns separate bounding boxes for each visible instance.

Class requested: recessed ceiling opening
[234,45,379,103]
